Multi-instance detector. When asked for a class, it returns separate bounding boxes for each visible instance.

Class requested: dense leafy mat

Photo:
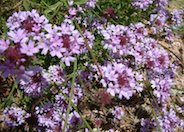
[0,0,184,131]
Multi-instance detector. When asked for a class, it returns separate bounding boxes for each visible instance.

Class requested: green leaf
[23,0,31,10]
[44,1,62,14]
[0,18,8,39]
[73,0,87,5]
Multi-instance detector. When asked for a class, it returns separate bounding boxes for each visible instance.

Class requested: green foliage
[1,0,184,131]
[22,0,68,24]
[0,81,17,109]
[73,0,87,5]
[94,0,155,25]
[0,18,8,39]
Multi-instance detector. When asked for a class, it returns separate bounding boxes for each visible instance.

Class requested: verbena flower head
[130,22,148,39]
[150,13,167,29]
[1,5,183,131]
[35,84,83,131]
[103,7,116,18]
[157,108,182,132]
[85,0,97,8]
[43,65,65,85]
[100,24,136,57]
[20,66,48,97]
[0,60,18,79]
[36,103,64,132]
[112,106,125,120]
[3,106,30,127]
[61,83,83,105]
[0,48,27,80]
[148,64,175,103]
[156,0,169,8]
[171,9,184,25]
[54,83,83,110]
[100,62,143,99]
[140,118,156,132]
[132,0,154,10]
[42,20,89,66]
[7,9,48,34]
[68,111,83,128]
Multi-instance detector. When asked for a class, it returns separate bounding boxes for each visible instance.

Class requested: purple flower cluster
[43,65,65,85]
[67,0,97,19]
[100,62,143,99]
[171,9,184,25]
[1,1,183,130]
[132,0,154,10]
[150,72,174,103]
[0,10,49,81]
[35,102,65,131]
[156,0,169,8]
[41,20,84,66]
[0,9,95,99]
[39,20,94,66]
[112,106,125,120]
[68,111,83,128]
[140,118,156,132]
[3,106,30,127]
[157,107,183,132]
[132,0,183,42]
[100,24,136,56]
[0,9,95,86]
[150,13,167,30]
[35,83,83,131]
[7,9,48,33]
[19,66,48,97]
[98,22,176,103]
[0,39,9,53]
[86,0,97,8]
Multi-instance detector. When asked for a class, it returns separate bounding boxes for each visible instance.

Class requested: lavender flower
[35,85,83,132]
[54,94,68,113]
[0,60,16,78]
[156,0,169,8]
[112,106,125,120]
[85,0,97,8]
[54,84,83,110]
[157,108,182,132]
[20,66,48,97]
[100,24,136,56]
[132,0,154,10]
[3,106,30,127]
[68,111,83,128]
[7,29,26,43]
[68,7,78,16]
[130,22,148,39]
[43,20,86,66]
[140,118,156,132]
[43,65,65,85]
[100,62,143,99]
[7,9,48,34]
[171,9,184,25]
[164,25,175,42]
[0,43,30,82]
[150,13,167,30]
[36,104,64,131]
[61,83,83,105]
[0,39,9,53]
[20,40,39,56]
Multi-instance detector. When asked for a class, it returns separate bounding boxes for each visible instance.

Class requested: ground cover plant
[0,0,184,131]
